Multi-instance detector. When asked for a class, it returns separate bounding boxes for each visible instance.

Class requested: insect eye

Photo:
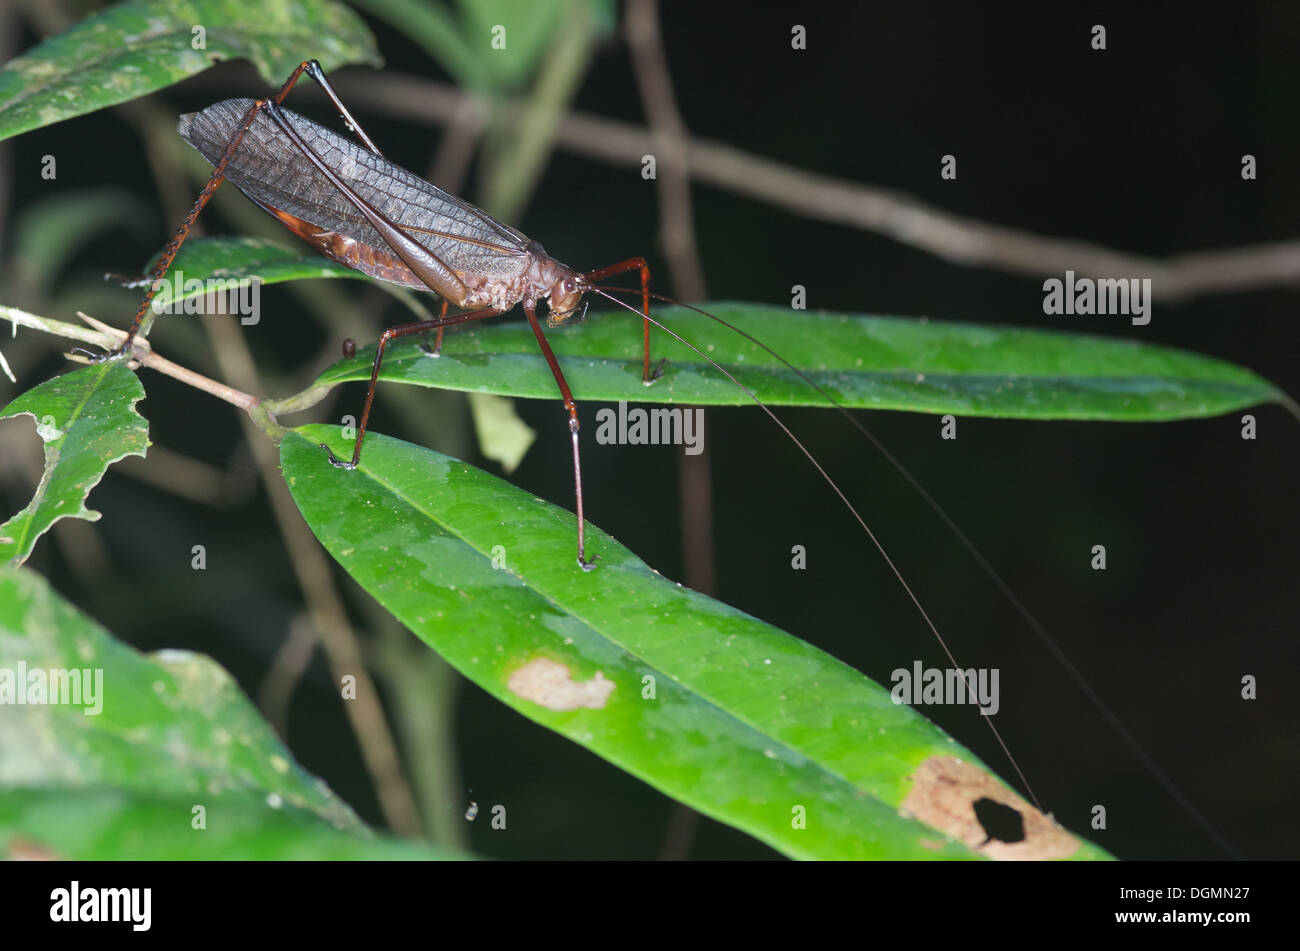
[563,279,575,293]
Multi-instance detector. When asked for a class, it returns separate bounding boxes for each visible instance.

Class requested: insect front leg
[419,300,450,356]
[582,257,665,384]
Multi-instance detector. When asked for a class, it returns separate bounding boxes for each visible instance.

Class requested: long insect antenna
[591,284,1244,857]
[589,287,1042,810]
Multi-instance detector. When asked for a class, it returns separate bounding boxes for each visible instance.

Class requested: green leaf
[456,0,587,89]
[0,788,459,860]
[346,0,490,90]
[130,238,1286,421]
[350,0,614,91]
[316,303,1284,421]
[467,392,536,473]
[0,363,150,566]
[282,424,1112,860]
[0,565,458,859]
[0,0,381,141]
[142,236,362,311]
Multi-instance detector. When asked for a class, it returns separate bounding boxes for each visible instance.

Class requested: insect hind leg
[109,61,376,360]
[298,60,386,157]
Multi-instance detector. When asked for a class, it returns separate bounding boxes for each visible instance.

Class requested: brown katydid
[113,59,656,570]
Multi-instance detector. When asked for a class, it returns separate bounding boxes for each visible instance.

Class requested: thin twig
[114,445,232,507]
[626,0,707,302]
[76,311,270,412]
[368,613,468,852]
[428,93,488,193]
[258,613,322,738]
[0,305,263,412]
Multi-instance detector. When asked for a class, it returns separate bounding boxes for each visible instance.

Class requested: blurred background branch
[231,69,1300,302]
[626,0,708,861]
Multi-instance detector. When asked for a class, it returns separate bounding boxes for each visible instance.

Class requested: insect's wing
[178,100,533,293]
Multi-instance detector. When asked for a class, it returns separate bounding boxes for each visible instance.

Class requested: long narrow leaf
[317,304,1282,420]
[282,423,1111,860]
[130,238,1281,421]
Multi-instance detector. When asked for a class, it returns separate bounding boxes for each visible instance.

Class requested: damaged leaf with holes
[283,424,1114,860]
[0,362,150,565]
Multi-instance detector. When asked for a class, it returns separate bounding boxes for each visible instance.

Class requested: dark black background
[3,1,1296,860]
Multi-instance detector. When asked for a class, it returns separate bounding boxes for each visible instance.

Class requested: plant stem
[3,305,255,405]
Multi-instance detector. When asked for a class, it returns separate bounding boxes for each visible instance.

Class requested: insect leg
[296,60,385,157]
[420,300,450,356]
[583,257,659,383]
[522,302,596,571]
[324,305,504,470]
[113,98,273,356]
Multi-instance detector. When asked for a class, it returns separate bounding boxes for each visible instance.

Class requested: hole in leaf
[973,796,1026,845]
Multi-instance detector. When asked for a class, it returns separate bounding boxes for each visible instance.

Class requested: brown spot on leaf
[900,755,1079,860]
[507,658,614,711]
